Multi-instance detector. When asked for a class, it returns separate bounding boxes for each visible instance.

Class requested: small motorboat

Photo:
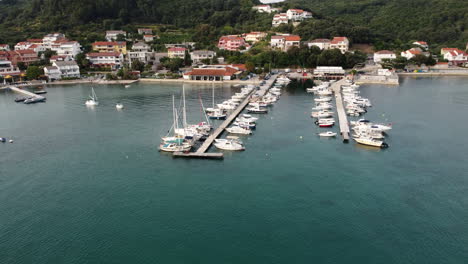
[318,122,334,127]
[314,97,332,102]
[233,121,256,129]
[226,125,252,135]
[159,142,192,152]
[33,89,47,94]
[24,97,46,104]
[0,137,6,143]
[247,105,268,114]
[125,85,131,88]
[214,137,245,151]
[116,103,124,109]
[14,97,27,103]
[208,109,227,120]
[354,137,388,148]
[318,131,337,137]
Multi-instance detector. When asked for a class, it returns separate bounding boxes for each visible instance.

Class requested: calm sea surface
[0,77,467,263]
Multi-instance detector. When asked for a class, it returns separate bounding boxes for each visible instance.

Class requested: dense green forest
[0,0,467,50]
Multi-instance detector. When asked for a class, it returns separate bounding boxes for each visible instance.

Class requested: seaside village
[1,3,468,84]
[0,5,468,153]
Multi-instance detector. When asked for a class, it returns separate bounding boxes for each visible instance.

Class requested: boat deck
[330,79,350,142]
[173,75,278,159]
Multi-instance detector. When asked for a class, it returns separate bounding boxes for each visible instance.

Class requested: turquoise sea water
[0,77,467,263]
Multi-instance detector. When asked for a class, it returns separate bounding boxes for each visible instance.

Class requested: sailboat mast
[212,82,215,109]
[182,85,187,128]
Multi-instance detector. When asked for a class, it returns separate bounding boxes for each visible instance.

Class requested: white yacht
[318,131,337,137]
[354,137,388,148]
[314,97,332,102]
[226,125,252,135]
[214,136,245,151]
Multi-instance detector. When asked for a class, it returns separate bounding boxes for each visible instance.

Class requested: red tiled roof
[186,67,239,76]
[15,49,36,55]
[231,64,246,71]
[331,37,348,44]
[311,39,331,43]
[284,35,301,41]
[92,41,125,46]
[87,52,121,57]
[168,47,186,52]
[289,9,304,13]
[375,50,395,55]
[27,39,43,42]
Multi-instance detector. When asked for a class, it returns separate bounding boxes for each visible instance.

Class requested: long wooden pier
[8,86,45,100]
[174,75,278,159]
[330,79,350,142]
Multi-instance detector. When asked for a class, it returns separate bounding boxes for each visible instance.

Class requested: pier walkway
[174,75,278,159]
[330,79,350,142]
[8,86,45,100]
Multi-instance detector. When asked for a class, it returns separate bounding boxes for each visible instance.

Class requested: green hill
[0,0,467,50]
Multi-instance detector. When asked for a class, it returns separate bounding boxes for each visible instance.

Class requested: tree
[131,60,145,72]
[26,66,43,80]
[245,61,255,72]
[17,62,27,71]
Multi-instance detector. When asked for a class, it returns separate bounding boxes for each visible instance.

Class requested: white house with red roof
[307,39,331,50]
[28,44,48,54]
[412,41,429,50]
[271,34,301,51]
[272,13,289,27]
[86,52,124,70]
[243,32,267,43]
[143,35,154,42]
[43,33,67,48]
[0,60,20,77]
[330,37,349,53]
[286,9,312,21]
[14,42,33,51]
[51,41,82,58]
[442,48,468,65]
[168,47,186,59]
[0,44,10,51]
[374,50,396,63]
[105,30,127,41]
[183,64,245,81]
[401,48,426,60]
[218,35,249,51]
[252,5,280,13]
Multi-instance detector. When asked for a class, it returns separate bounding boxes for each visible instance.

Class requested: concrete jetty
[8,86,45,100]
[330,79,350,142]
[174,75,278,159]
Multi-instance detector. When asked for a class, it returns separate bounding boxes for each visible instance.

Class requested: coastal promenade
[174,75,278,159]
[140,77,261,85]
[330,79,350,142]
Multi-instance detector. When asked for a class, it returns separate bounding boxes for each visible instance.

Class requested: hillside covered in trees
[0,0,467,49]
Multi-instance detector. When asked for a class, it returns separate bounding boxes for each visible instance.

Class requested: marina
[173,75,279,159]
[330,79,350,142]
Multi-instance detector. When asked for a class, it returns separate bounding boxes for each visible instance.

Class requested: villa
[167,47,186,59]
[105,30,126,41]
[374,50,396,63]
[218,35,249,51]
[92,41,127,55]
[86,52,124,70]
[270,35,301,52]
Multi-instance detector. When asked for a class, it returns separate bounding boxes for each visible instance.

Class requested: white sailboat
[85,87,99,106]
[207,83,227,120]
[160,95,191,152]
